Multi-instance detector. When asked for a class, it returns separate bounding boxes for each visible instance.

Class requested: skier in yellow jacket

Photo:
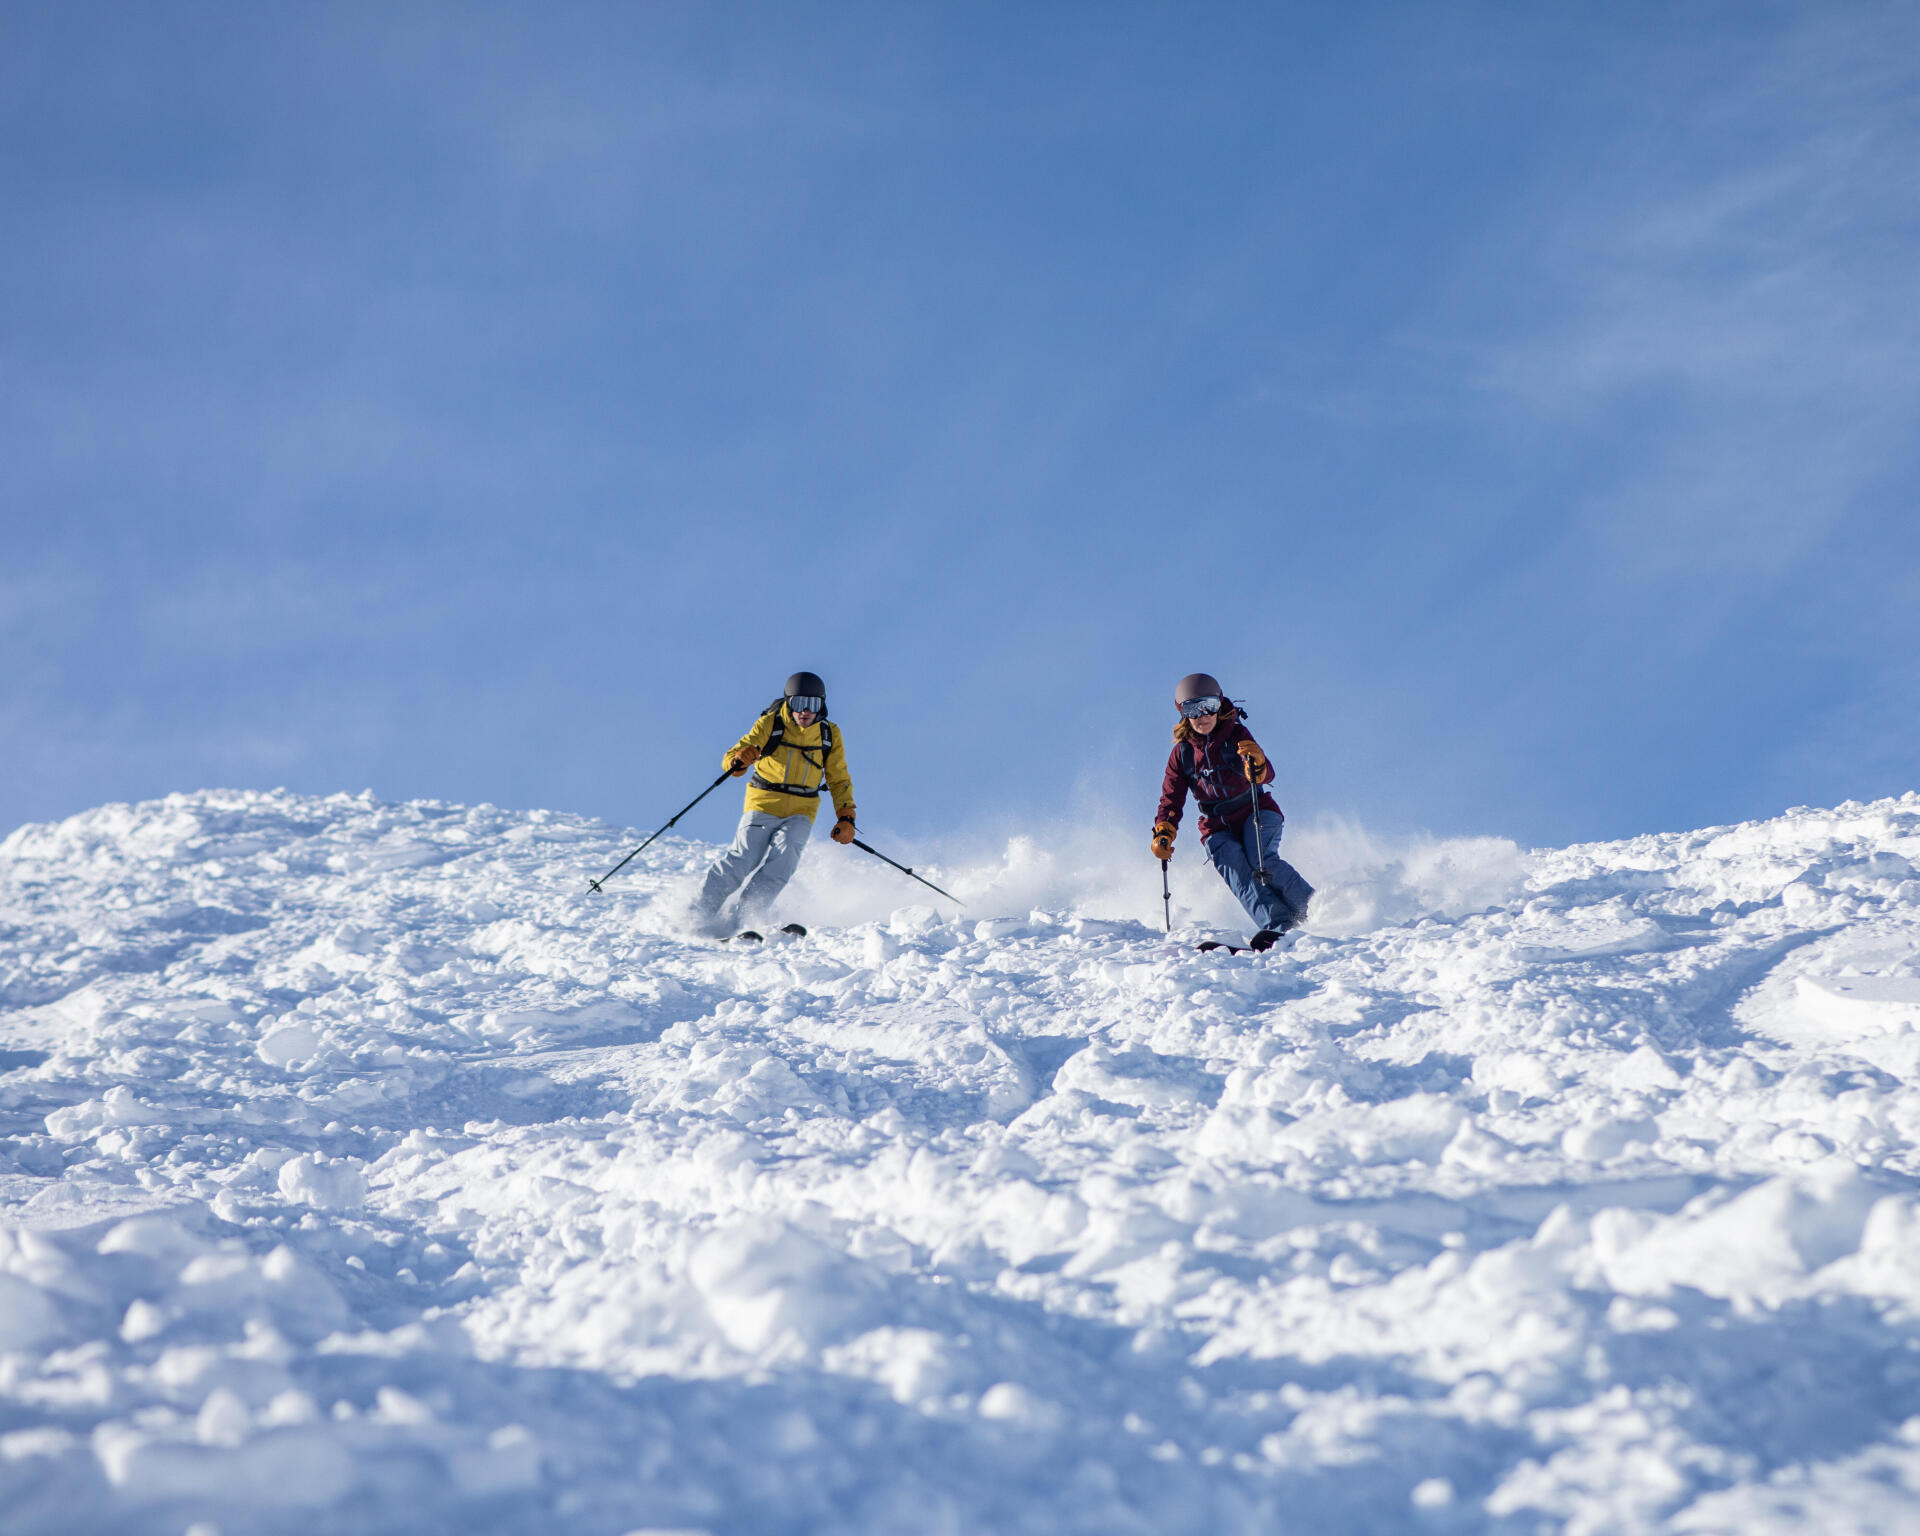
[693,671,855,935]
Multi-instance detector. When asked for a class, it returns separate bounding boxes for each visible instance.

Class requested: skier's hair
[1171,700,1241,744]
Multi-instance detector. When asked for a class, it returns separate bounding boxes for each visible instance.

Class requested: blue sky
[4,2,1917,854]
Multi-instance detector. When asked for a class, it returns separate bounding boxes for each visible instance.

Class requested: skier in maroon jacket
[1153,672,1313,950]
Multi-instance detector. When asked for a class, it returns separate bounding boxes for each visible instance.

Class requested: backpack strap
[1183,732,1258,819]
[750,703,831,798]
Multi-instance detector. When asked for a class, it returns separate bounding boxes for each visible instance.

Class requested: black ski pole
[850,836,964,906]
[588,767,736,893]
[1160,858,1172,932]
[1246,738,1270,889]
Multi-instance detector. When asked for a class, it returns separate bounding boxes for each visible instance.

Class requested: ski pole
[1246,735,1270,889]
[850,836,964,906]
[1160,858,1172,932]
[588,767,735,893]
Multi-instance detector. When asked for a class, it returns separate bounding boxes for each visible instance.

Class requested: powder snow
[4,788,1920,1533]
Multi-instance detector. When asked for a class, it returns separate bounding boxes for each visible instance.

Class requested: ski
[1196,929,1287,955]
[720,924,804,944]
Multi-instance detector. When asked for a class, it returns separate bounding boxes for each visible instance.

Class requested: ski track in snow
[5,788,1920,1533]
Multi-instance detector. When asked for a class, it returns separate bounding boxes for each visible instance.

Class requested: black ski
[1197,929,1285,955]
[720,924,803,944]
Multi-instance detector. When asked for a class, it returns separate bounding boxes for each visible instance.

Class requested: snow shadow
[1604,1291,1920,1471]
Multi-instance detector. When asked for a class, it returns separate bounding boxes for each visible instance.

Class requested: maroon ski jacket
[1156,710,1280,842]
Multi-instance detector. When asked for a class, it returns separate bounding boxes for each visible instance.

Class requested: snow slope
[5,787,1920,1534]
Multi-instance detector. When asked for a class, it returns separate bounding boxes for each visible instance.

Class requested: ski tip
[723,930,765,944]
[780,923,807,937]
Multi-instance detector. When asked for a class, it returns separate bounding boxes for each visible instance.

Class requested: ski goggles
[1179,695,1225,719]
[786,695,825,715]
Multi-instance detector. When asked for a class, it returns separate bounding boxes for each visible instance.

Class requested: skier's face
[1188,708,1219,736]
[790,707,818,727]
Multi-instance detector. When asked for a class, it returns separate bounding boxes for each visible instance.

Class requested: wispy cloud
[1468,8,1920,611]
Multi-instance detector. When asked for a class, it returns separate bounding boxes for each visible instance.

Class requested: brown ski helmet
[1175,672,1225,707]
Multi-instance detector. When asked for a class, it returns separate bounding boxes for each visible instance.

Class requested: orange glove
[831,810,857,845]
[1150,820,1175,861]
[729,745,762,777]
[1236,740,1268,780]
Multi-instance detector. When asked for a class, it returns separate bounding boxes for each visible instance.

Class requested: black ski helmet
[1175,672,1224,708]
[784,672,827,709]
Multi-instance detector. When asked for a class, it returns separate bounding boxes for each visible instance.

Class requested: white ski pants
[697,809,813,920]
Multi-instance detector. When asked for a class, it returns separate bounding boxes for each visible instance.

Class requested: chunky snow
[5,787,1920,1533]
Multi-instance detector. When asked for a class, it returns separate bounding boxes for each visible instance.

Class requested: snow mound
[3,786,1920,1532]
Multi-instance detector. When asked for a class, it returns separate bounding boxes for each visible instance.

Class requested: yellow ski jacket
[724,703,855,823]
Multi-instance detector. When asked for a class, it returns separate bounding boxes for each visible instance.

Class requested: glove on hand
[1236,740,1268,778]
[729,745,762,777]
[831,811,857,845]
[1150,820,1175,861]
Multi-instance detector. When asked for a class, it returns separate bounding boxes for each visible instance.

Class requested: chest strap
[752,721,834,797]
[1182,737,1258,816]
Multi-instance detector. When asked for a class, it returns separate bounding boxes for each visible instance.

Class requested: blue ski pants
[698,810,813,920]
[1204,809,1314,933]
